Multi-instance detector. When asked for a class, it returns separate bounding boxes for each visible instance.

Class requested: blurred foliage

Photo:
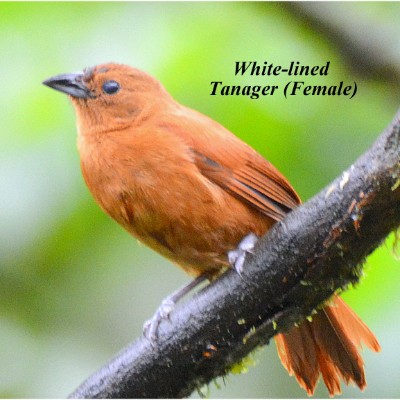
[1,2,400,398]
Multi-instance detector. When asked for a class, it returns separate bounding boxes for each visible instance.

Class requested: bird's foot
[143,275,208,342]
[143,297,176,342]
[228,233,258,275]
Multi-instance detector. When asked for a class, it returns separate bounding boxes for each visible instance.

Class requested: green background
[1,2,400,398]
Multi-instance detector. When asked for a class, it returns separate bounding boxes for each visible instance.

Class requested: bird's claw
[143,298,176,342]
[228,233,258,275]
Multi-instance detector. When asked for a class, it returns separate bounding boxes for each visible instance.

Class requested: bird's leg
[228,232,258,275]
[143,275,208,341]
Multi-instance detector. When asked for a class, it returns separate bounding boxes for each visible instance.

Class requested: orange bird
[43,63,380,396]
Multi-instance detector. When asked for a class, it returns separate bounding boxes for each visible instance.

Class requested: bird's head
[43,63,173,135]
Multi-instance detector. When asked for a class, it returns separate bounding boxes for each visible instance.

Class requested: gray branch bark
[69,110,400,398]
[282,2,400,85]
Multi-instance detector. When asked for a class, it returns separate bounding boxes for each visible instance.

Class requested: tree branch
[281,2,400,86]
[69,110,400,398]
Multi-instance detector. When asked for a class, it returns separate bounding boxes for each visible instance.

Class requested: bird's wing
[191,147,300,221]
[162,108,300,221]
[162,107,301,221]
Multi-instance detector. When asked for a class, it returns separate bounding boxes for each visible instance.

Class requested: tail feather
[275,295,380,396]
[324,296,380,352]
[315,349,341,395]
[275,322,319,394]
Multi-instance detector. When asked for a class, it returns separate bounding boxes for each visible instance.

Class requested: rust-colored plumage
[43,63,380,396]
[275,297,379,395]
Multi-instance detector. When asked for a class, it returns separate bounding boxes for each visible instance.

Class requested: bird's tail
[274,296,380,396]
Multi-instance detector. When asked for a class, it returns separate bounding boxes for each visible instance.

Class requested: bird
[43,63,380,396]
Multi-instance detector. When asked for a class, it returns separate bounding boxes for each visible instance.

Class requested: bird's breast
[77,128,273,276]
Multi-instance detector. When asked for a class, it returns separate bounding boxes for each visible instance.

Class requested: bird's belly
[81,152,274,277]
[121,187,274,277]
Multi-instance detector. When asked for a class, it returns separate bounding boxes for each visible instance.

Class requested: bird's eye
[102,80,120,95]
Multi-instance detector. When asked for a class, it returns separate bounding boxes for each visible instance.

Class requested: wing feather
[191,148,300,221]
[161,107,301,221]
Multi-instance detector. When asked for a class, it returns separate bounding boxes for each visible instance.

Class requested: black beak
[42,72,94,99]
